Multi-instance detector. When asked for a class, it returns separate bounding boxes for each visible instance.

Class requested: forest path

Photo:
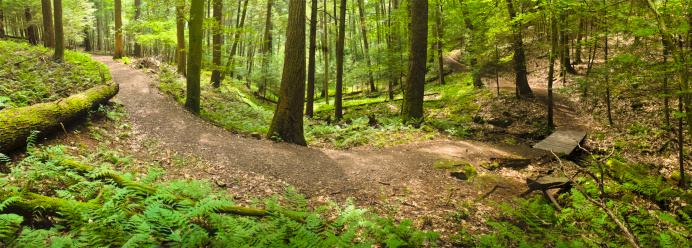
[93,55,547,203]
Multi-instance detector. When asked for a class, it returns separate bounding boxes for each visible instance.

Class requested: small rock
[251,132,262,139]
[214,179,227,187]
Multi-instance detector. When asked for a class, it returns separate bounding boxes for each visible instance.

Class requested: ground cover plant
[0,40,111,109]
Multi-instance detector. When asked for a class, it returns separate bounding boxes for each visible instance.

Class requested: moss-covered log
[56,159,305,221]
[0,83,119,153]
[0,191,101,218]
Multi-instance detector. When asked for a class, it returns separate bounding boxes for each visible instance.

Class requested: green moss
[434,160,477,179]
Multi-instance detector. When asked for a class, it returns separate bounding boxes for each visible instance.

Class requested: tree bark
[96,1,103,51]
[335,0,347,120]
[358,0,376,92]
[260,0,274,96]
[176,3,186,76]
[53,0,64,62]
[322,0,329,104]
[306,0,318,118]
[40,0,54,48]
[548,1,557,128]
[574,18,584,64]
[0,0,4,39]
[401,0,428,124]
[219,0,249,82]
[113,0,124,59]
[185,0,205,114]
[267,0,307,146]
[133,0,142,57]
[210,0,224,88]
[25,8,39,46]
[559,12,576,75]
[505,0,532,97]
[0,84,119,153]
[436,1,445,85]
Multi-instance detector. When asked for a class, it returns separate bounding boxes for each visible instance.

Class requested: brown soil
[48,55,587,245]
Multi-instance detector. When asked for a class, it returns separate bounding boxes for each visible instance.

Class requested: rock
[251,132,262,140]
[489,157,531,169]
[433,160,477,181]
[487,118,513,128]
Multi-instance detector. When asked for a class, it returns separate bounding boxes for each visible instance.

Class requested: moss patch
[434,159,477,180]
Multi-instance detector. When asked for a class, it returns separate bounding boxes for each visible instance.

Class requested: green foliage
[480,158,692,247]
[0,145,438,247]
[0,40,111,108]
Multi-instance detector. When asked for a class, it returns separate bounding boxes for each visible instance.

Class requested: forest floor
[25,54,594,245]
[47,55,588,245]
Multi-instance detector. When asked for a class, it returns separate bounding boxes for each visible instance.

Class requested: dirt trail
[93,55,549,199]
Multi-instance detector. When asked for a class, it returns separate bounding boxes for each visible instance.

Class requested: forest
[1,0,692,246]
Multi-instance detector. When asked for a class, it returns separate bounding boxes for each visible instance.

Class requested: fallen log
[519,176,572,197]
[0,83,119,153]
[47,158,303,221]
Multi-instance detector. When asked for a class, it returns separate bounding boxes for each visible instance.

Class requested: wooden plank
[533,130,586,155]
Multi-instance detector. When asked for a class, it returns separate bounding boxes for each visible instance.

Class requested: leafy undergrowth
[153,65,486,149]
[0,40,111,109]
[0,141,438,247]
[473,156,692,247]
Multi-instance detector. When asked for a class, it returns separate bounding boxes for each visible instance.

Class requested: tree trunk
[335,0,347,121]
[401,0,428,124]
[260,0,274,96]
[604,11,613,126]
[53,0,64,62]
[176,4,186,76]
[0,84,119,153]
[436,1,445,85]
[547,1,557,128]
[96,1,102,51]
[40,0,54,48]
[25,8,39,46]
[219,0,249,82]
[358,0,376,92]
[574,18,583,64]
[0,0,4,39]
[505,0,532,97]
[322,0,329,104]
[559,12,576,75]
[133,0,142,57]
[114,0,124,59]
[210,0,224,88]
[267,0,307,146]
[83,26,91,51]
[663,36,670,127]
[185,0,204,114]
[306,0,317,118]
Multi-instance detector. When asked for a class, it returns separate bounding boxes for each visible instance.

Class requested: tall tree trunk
[460,0,482,88]
[83,26,91,51]
[176,3,186,76]
[114,0,124,59]
[574,18,584,64]
[261,0,274,96]
[133,0,142,57]
[436,1,445,85]
[210,0,224,88]
[53,0,64,62]
[559,12,576,74]
[505,0,532,97]
[322,0,329,103]
[335,0,347,121]
[387,0,399,100]
[185,0,204,114]
[25,8,39,46]
[358,0,376,92]
[663,36,670,127]
[267,0,307,146]
[220,0,249,82]
[547,1,557,128]
[605,16,613,125]
[0,0,4,39]
[401,0,428,124]
[96,2,103,51]
[306,0,317,118]
[41,0,54,48]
